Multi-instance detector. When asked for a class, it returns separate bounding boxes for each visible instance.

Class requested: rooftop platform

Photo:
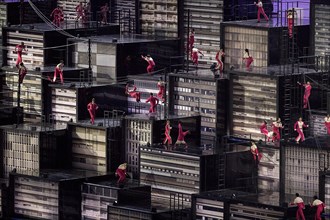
[124,113,200,121]
[0,122,66,132]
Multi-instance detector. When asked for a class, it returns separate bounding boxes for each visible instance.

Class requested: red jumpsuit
[325,117,330,135]
[312,199,325,220]
[126,85,141,102]
[100,5,109,24]
[15,45,26,67]
[216,51,225,75]
[189,32,195,54]
[146,95,159,113]
[251,144,262,161]
[260,122,269,141]
[243,52,253,70]
[76,4,84,21]
[146,58,155,74]
[292,197,305,220]
[294,121,307,142]
[87,102,98,124]
[272,122,283,142]
[163,123,172,145]
[157,81,165,102]
[116,164,127,184]
[256,2,269,22]
[52,63,64,84]
[288,13,293,38]
[192,48,200,65]
[18,66,27,84]
[302,84,312,109]
[51,8,64,27]
[176,123,189,145]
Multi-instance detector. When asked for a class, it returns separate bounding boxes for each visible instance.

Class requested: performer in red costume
[75,2,84,21]
[294,117,308,143]
[297,81,312,109]
[191,46,204,66]
[18,62,27,84]
[163,120,172,146]
[146,93,159,113]
[260,120,269,141]
[141,55,155,74]
[51,60,64,84]
[250,142,262,163]
[115,163,128,184]
[175,121,190,148]
[157,77,165,103]
[100,3,109,24]
[243,49,254,71]
[188,28,195,54]
[14,42,27,68]
[87,98,98,125]
[215,48,225,77]
[291,193,306,220]
[287,9,294,38]
[325,115,330,135]
[50,6,64,27]
[125,84,141,102]
[254,0,269,23]
[310,196,325,220]
[272,118,283,142]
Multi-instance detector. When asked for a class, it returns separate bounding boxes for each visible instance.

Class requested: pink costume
[116,164,127,184]
[272,121,283,142]
[163,123,172,145]
[293,197,306,220]
[302,84,312,109]
[312,199,325,220]
[325,117,330,135]
[294,120,308,142]
[288,11,293,38]
[255,1,269,22]
[76,3,84,21]
[52,63,64,84]
[251,144,262,161]
[50,7,64,27]
[126,85,141,102]
[243,51,253,70]
[216,50,225,75]
[189,31,195,54]
[15,44,26,67]
[18,66,27,84]
[176,122,189,145]
[157,81,165,102]
[100,4,109,24]
[146,95,159,113]
[146,58,155,74]
[260,122,269,141]
[87,101,98,125]
[192,48,200,65]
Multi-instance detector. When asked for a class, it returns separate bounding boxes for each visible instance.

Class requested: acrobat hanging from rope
[297,81,312,109]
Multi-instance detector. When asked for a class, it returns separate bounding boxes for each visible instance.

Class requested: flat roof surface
[1,65,86,73]
[84,179,143,189]
[0,123,66,132]
[141,144,216,156]
[70,118,122,128]
[125,113,199,121]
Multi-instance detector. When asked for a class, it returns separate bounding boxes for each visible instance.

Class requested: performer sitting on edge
[163,120,172,146]
[157,77,165,103]
[115,163,128,184]
[297,81,312,109]
[325,115,330,135]
[260,120,269,141]
[291,193,306,220]
[272,118,283,142]
[243,49,254,71]
[141,55,155,74]
[254,0,269,23]
[14,42,27,68]
[175,121,190,149]
[250,142,262,164]
[50,6,64,27]
[294,117,308,144]
[146,93,159,113]
[18,62,27,84]
[215,48,225,77]
[125,84,141,102]
[75,2,84,21]
[310,196,325,220]
[87,98,98,125]
[189,28,195,54]
[191,46,204,66]
[100,3,109,24]
[50,60,64,84]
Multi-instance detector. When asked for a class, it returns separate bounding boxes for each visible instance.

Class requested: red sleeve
[146,97,150,103]
[294,121,298,129]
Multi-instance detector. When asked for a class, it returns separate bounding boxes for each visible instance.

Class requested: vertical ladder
[218,153,225,190]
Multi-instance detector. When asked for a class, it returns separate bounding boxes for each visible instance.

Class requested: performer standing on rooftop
[87,98,98,125]
[116,163,128,184]
[294,117,308,144]
[163,120,172,146]
[50,6,64,27]
[215,48,225,77]
[243,49,253,71]
[141,55,155,74]
[51,60,64,84]
[100,3,109,24]
[75,2,84,21]
[272,118,283,142]
[260,120,269,141]
[146,93,159,113]
[191,46,204,66]
[291,193,306,220]
[310,196,325,220]
[254,0,269,23]
[14,42,27,68]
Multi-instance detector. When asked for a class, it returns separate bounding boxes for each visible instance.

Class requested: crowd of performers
[163,120,190,149]
[290,193,326,220]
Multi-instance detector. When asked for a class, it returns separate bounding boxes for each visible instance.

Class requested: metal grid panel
[108,206,153,220]
[314,4,330,56]
[52,88,77,124]
[195,198,225,219]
